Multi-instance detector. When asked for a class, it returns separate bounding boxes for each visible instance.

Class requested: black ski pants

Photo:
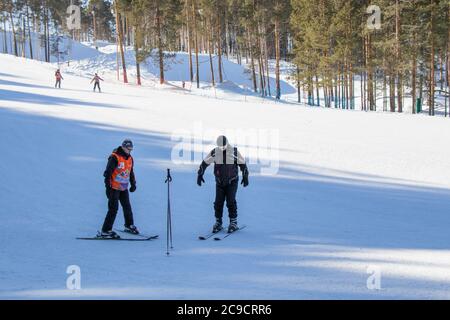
[214,180,238,220]
[94,81,101,92]
[102,189,134,232]
[55,79,61,88]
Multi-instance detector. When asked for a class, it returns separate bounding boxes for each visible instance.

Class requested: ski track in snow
[1,51,450,299]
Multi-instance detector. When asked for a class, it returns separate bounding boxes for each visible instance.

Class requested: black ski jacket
[198,145,248,186]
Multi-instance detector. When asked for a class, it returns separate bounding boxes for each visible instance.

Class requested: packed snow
[1,45,450,299]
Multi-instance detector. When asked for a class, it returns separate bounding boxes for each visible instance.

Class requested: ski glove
[241,168,249,187]
[197,174,205,186]
[129,185,136,193]
[197,165,206,186]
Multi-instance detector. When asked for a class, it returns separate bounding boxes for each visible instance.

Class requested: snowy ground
[1,52,450,299]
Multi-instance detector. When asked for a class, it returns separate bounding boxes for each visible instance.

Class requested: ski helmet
[216,135,228,148]
[122,139,134,150]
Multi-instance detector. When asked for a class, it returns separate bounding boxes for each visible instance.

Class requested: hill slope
[1,53,450,299]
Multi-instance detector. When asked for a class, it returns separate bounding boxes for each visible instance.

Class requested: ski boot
[98,230,120,239]
[124,225,140,235]
[228,218,239,233]
[212,218,223,233]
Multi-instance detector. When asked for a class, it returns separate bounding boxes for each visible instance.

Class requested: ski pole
[165,168,173,255]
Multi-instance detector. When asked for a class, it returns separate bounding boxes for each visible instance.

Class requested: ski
[114,229,159,240]
[198,229,223,240]
[214,225,247,241]
[76,236,157,241]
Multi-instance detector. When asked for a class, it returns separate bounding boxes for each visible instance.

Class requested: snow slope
[0,31,99,63]
[1,53,450,299]
[0,32,296,100]
[62,44,296,101]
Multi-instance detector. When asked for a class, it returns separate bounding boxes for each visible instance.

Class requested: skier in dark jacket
[55,69,63,88]
[100,139,138,238]
[197,136,249,233]
[91,73,104,92]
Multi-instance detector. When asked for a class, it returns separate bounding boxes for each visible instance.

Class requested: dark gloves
[197,166,205,186]
[129,184,136,193]
[197,174,205,186]
[241,168,249,187]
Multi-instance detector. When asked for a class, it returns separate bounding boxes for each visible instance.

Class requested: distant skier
[91,73,104,92]
[55,69,63,88]
[197,136,249,233]
[100,139,139,238]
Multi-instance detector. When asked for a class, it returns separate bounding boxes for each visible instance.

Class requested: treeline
[292,0,449,114]
[1,1,449,114]
[0,0,114,62]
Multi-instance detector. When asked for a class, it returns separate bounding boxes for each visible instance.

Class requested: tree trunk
[349,63,354,109]
[192,0,200,88]
[22,17,26,58]
[185,3,193,82]
[412,32,417,114]
[258,24,266,96]
[216,12,223,83]
[247,29,257,92]
[156,2,164,85]
[43,10,48,62]
[345,60,349,109]
[3,14,8,54]
[315,74,320,106]
[134,27,141,86]
[439,52,444,90]
[258,55,264,96]
[447,16,450,88]
[9,10,18,57]
[275,20,281,99]
[115,2,128,83]
[297,66,301,103]
[429,0,435,116]
[395,0,403,113]
[264,26,271,96]
[208,19,215,87]
[389,72,396,112]
[92,11,97,49]
[383,72,387,112]
[46,7,50,62]
[26,3,33,59]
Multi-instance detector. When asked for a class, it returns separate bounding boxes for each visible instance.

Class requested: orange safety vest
[110,152,133,191]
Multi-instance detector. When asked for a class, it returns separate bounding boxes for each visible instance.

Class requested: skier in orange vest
[100,139,138,238]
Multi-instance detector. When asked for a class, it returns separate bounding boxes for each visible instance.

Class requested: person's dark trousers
[214,180,238,219]
[55,80,61,88]
[94,82,101,92]
[102,189,134,232]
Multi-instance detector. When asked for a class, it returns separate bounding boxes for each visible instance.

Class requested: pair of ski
[77,229,159,241]
[199,225,246,241]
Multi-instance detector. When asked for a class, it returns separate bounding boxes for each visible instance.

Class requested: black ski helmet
[216,135,228,147]
[122,139,134,150]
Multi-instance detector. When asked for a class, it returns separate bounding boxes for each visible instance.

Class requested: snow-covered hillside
[0,32,296,101]
[2,33,447,116]
[0,31,99,63]
[1,52,450,299]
